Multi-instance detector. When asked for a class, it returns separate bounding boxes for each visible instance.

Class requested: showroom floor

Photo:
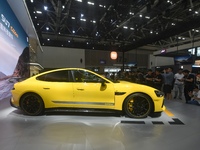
[0,97,199,150]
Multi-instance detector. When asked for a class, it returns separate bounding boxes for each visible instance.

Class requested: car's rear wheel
[20,93,44,116]
[123,93,153,118]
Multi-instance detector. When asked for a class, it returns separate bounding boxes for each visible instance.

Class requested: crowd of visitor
[106,67,200,106]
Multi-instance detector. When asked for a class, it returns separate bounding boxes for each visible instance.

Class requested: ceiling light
[196,30,199,32]
[46,27,49,30]
[195,11,199,14]
[171,22,175,26]
[35,16,37,19]
[123,26,128,29]
[44,6,48,10]
[47,38,50,41]
[90,20,96,23]
[129,12,134,15]
[88,2,94,5]
[189,8,192,11]
[72,30,75,33]
[62,5,65,9]
[167,0,173,4]
[76,0,82,2]
[182,37,186,40]
[36,11,42,14]
[71,17,75,19]
[150,31,153,34]
[30,0,34,3]
[145,16,150,19]
[139,14,142,17]
[81,14,84,17]
[37,23,39,25]
[130,27,134,30]
[99,4,103,7]
[80,18,86,21]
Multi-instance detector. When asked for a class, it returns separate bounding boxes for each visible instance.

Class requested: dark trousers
[184,85,194,102]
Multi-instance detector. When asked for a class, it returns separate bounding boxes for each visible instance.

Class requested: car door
[71,69,115,108]
[36,70,74,107]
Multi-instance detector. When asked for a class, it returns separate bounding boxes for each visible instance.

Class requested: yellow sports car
[10,68,165,118]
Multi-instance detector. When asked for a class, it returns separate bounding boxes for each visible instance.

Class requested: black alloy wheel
[20,93,44,116]
[124,93,153,118]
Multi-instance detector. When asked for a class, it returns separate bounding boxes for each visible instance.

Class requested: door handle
[77,88,84,91]
[43,88,50,90]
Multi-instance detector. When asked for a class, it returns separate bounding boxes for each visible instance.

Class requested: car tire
[20,93,44,116]
[123,93,153,118]
[149,112,162,118]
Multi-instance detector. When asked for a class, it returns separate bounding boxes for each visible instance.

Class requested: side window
[73,70,103,83]
[73,70,84,82]
[36,70,70,82]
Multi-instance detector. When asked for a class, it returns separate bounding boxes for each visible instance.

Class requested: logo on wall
[1,14,18,39]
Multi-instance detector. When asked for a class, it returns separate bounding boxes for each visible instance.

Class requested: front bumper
[10,97,19,108]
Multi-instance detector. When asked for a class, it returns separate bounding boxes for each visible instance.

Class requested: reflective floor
[0,97,199,150]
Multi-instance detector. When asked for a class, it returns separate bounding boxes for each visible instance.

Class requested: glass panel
[73,70,103,83]
[36,70,70,82]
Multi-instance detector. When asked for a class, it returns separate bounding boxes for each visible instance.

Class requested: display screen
[174,55,194,65]
[0,1,29,77]
[197,47,200,57]
[0,1,29,100]
[100,59,106,64]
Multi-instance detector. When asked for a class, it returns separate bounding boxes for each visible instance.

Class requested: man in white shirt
[173,68,184,100]
[187,85,200,106]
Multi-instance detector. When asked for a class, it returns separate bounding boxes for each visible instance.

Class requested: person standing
[144,69,154,87]
[173,68,184,100]
[163,67,174,100]
[181,69,196,103]
[153,69,163,91]
[136,70,145,84]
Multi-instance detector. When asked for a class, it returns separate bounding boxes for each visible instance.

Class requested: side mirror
[101,80,106,86]
[100,80,107,91]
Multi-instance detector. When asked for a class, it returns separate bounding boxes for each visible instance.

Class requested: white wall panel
[149,54,174,68]
[37,46,85,68]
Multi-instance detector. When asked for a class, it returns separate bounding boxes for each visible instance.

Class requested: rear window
[36,70,70,82]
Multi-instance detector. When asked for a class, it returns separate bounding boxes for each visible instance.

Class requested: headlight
[154,90,164,97]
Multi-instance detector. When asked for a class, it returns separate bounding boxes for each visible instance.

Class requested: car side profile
[10,68,165,118]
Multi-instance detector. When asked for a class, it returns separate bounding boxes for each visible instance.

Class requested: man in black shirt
[181,69,196,103]
[153,69,163,91]
[144,69,154,87]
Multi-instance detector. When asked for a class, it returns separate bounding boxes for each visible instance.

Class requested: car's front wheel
[123,93,153,118]
[20,93,44,116]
